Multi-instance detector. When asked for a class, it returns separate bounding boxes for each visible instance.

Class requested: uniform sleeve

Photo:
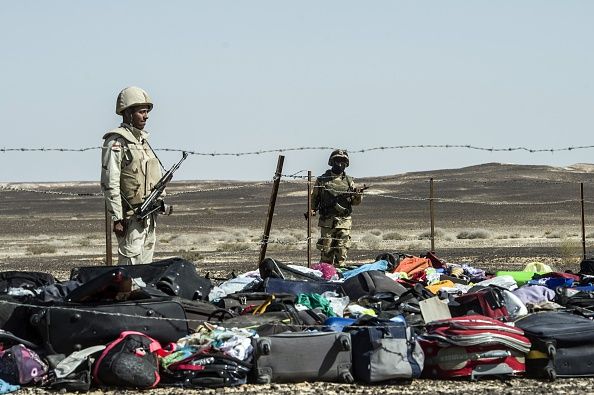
[351,179,363,206]
[311,178,322,211]
[101,137,125,221]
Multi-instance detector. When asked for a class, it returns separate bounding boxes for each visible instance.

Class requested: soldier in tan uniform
[101,87,164,265]
[310,150,364,267]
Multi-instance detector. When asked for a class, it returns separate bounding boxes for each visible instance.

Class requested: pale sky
[1,1,593,182]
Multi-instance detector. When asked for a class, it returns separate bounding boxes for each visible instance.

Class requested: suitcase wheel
[340,338,351,351]
[546,343,556,359]
[256,374,271,384]
[341,372,354,384]
[545,367,557,381]
[30,313,41,326]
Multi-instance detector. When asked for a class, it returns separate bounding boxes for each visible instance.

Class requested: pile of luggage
[1,253,594,390]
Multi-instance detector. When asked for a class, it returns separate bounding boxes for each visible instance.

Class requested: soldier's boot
[334,247,349,268]
[319,249,335,264]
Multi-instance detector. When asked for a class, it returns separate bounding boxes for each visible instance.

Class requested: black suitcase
[253,331,354,384]
[31,298,190,354]
[515,311,594,379]
[262,278,344,296]
[0,295,42,345]
[342,270,407,301]
[70,257,212,301]
[177,298,218,327]
[66,268,144,303]
[259,258,324,281]
[215,292,296,311]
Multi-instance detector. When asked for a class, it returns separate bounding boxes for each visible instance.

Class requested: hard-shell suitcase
[420,315,531,380]
[253,331,354,384]
[421,341,526,380]
[515,311,594,379]
[70,257,212,301]
[31,297,190,354]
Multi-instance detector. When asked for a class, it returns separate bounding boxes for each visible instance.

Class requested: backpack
[93,331,161,388]
[0,344,48,385]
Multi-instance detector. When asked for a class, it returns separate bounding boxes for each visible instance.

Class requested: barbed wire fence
[1,145,594,267]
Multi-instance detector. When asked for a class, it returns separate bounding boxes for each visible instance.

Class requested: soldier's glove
[303,210,317,220]
[156,199,174,216]
[161,203,174,216]
[113,220,126,237]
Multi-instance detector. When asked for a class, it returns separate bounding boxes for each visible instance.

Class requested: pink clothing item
[312,262,338,280]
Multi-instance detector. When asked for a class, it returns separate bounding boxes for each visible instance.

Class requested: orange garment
[393,257,431,277]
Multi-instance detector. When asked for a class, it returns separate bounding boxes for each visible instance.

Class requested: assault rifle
[137,151,188,220]
[304,183,370,219]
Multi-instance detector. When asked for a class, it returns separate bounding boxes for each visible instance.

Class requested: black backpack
[93,331,161,389]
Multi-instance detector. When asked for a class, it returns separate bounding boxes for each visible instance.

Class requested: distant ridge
[358,162,594,183]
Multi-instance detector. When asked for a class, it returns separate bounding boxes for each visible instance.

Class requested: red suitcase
[420,315,531,380]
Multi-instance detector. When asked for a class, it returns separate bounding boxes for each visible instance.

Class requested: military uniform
[101,87,163,265]
[311,169,362,266]
[101,124,163,265]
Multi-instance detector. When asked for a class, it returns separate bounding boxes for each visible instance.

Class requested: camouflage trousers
[116,214,156,265]
[316,227,351,267]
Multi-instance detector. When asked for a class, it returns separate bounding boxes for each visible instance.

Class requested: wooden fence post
[259,155,285,265]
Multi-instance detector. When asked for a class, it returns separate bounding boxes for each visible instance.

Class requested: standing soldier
[101,86,164,265]
[310,149,365,267]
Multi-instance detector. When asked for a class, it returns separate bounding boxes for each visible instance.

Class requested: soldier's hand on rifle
[113,220,126,237]
[303,209,317,220]
[354,184,369,194]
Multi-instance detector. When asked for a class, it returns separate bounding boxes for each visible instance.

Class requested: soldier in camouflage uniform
[310,149,364,267]
[101,87,164,265]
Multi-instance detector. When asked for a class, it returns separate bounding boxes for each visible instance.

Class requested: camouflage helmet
[116,86,153,115]
[328,149,350,167]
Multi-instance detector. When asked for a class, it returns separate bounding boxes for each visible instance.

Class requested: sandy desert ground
[2,162,594,394]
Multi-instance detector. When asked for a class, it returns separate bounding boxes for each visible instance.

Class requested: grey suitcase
[253,331,354,384]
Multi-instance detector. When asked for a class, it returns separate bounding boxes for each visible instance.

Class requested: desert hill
[2,162,594,276]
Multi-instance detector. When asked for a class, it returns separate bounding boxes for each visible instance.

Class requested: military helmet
[328,149,350,166]
[116,86,153,115]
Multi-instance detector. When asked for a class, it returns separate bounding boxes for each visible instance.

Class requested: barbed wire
[0,182,273,197]
[2,183,593,206]
[0,184,103,197]
[4,143,594,155]
[167,181,272,196]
